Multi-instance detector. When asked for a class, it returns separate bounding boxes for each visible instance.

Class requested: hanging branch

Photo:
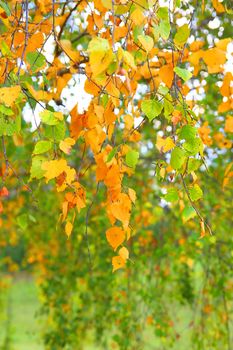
[17,0,29,77]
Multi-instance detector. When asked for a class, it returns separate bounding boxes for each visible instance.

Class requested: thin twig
[17,0,29,77]
[181,174,213,235]
[84,182,100,271]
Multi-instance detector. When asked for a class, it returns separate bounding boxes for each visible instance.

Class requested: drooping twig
[84,182,100,271]
[17,0,29,77]
[181,174,213,235]
[1,136,36,202]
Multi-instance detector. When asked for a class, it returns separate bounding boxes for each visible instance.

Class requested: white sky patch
[208,17,220,29]
[61,74,92,113]
[23,102,45,131]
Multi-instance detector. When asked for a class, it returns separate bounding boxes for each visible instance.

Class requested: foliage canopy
[0,0,232,349]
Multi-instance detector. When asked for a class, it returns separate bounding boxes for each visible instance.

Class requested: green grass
[0,275,193,350]
[0,275,42,350]
[0,274,206,350]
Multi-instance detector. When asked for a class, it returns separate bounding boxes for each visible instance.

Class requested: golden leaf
[65,221,73,238]
[0,86,21,106]
[156,136,175,153]
[119,247,129,261]
[59,138,75,155]
[106,226,125,251]
[112,255,126,272]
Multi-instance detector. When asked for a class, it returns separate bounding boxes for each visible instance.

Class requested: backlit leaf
[174,67,192,82]
[112,255,126,272]
[106,226,125,251]
[170,147,186,169]
[141,99,163,121]
[33,140,52,155]
[125,149,139,169]
[189,184,203,201]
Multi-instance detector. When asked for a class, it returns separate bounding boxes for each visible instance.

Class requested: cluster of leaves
[0,0,232,348]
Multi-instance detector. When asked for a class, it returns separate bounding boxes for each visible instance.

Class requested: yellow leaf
[215,38,231,51]
[130,8,144,25]
[106,226,125,251]
[42,159,76,191]
[200,220,205,238]
[203,48,226,73]
[124,114,134,130]
[0,86,21,106]
[65,221,73,238]
[128,188,136,203]
[119,247,129,261]
[112,255,126,272]
[90,50,114,76]
[59,138,75,154]
[118,47,136,70]
[60,40,80,62]
[138,35,154,53]
[62,201,68,222]
[108,193,132,229]
[156,136,175,153]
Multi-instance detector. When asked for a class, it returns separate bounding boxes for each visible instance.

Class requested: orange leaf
[220,73,233,97]
[106,226,125,251]
[108,193,132,229]
[212,0,225,13]
[0,187,9,197]
[225,116,233,133]
[65,221,73,238]
[159,65,174,88]
[112,255,126,272]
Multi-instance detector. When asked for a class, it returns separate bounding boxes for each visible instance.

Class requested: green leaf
[0,1,11,16]
[152,25,160,41]
[159,20,171,40]
[182,206,196,223]
[164,188,179,202]
[164,97,174,118]
[26,52,46,73]
[17,214,28,230]
[174,67,192,82]
[189,184,203,201]
[125,149,139,169]
[141,99,163,121]
[0,115,21,136]
[179,125,197,141]
[187,158,201,173]
[183,138,202,156]
[133,25,144,41]
[157,7,169,20]
[87,37,110,53]
[107,147,118,162]
[45,121,66,141]
[29,156,46,181]
[174,24,190,47]
[170,147,186,169]
[33,140,52,155]
[157,85,169,95]
[40,110,62,126]
[0,104,14,116]
[1,41,12,56]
